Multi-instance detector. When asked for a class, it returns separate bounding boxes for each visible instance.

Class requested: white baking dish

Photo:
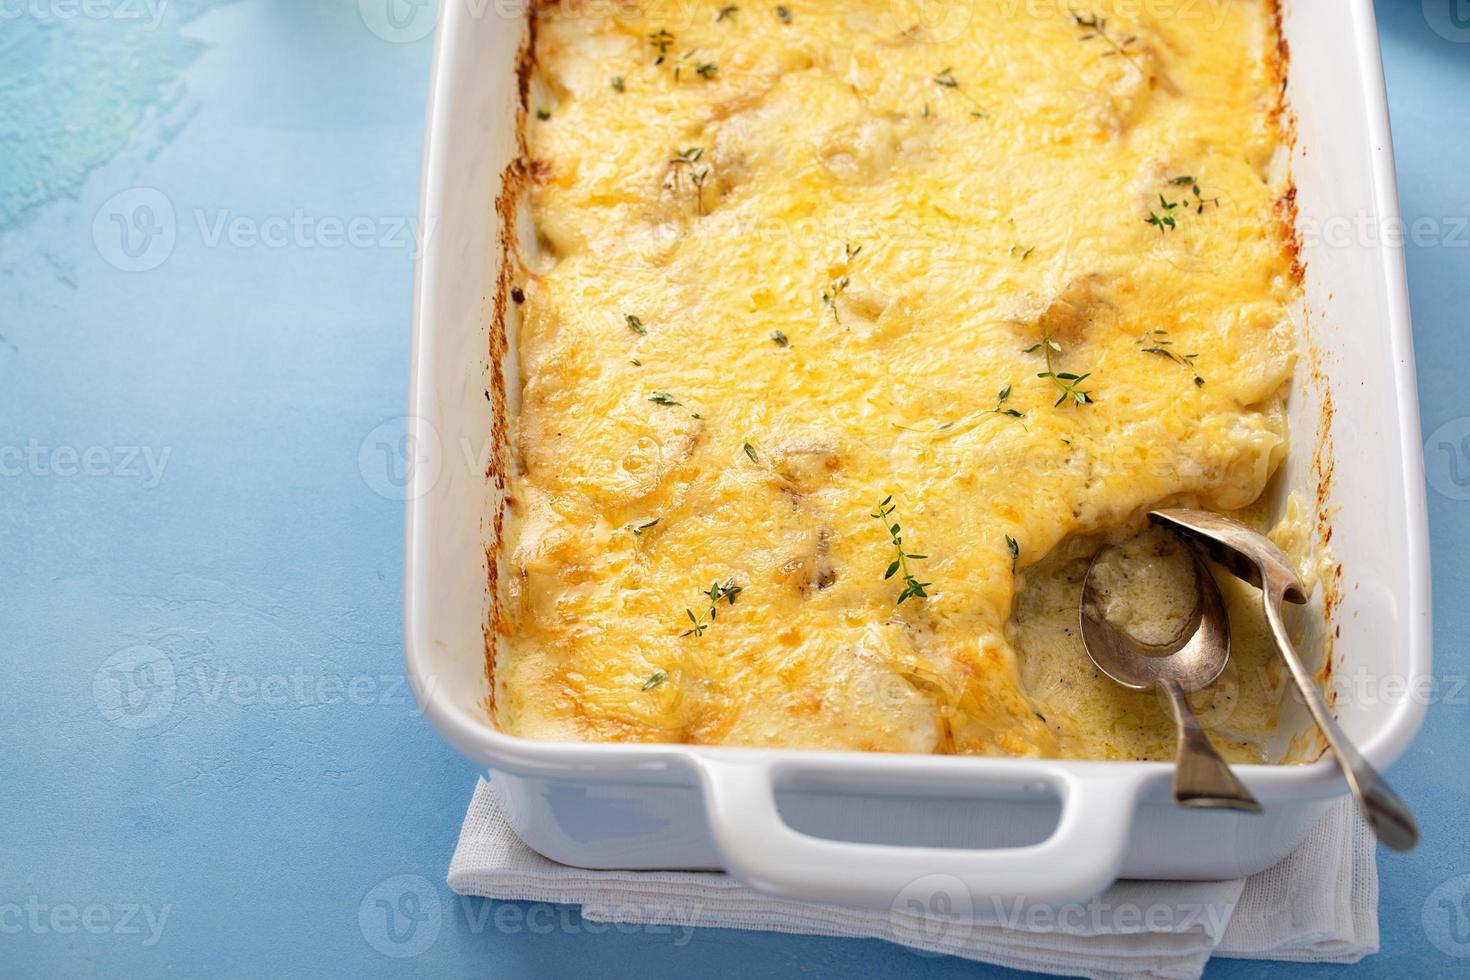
[405,0,1430,909]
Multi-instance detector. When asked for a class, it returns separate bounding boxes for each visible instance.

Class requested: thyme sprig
[1148,176,1219,232]
[1070,9,1141,71]
[1025,328,1094,407]
[1139,328,1204,386]
[932,67,988,118]
[1146,194,1181,233]
[1169,175,1219,213]
[822,243,862,324]
[674,51,719,82]
[681,579,744,637]
[822,276,850,323]
[872,496,931,604]
[669,146,712,217]
[891,416,972,436]
[690,169,710,216]
[649,29,674,64]
[892,384,1026,437]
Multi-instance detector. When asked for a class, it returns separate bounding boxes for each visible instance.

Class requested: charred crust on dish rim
[482,13,539,717]
[1266,0,1338,741]
[1274,185,1306,286]
[1265,2,1304,287]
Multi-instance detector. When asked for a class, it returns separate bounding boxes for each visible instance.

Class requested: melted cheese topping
[496,0,1299,758]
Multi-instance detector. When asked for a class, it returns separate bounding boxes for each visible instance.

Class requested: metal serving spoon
[1149,508,1419,850]
[1080,543,1262,812]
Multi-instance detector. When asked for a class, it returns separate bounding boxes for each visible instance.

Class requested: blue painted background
[1,1,1466,976]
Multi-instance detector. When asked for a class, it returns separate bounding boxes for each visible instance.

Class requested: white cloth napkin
[448,778,1377,979]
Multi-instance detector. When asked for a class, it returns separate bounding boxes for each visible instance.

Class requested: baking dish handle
[694,759,1143,910]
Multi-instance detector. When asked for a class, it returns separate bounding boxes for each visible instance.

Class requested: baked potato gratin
[493,0,1308,761]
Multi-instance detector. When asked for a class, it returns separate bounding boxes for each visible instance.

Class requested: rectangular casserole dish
[405,0,1431,909]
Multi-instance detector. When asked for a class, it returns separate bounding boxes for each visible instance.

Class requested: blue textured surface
[1,2,1466,976]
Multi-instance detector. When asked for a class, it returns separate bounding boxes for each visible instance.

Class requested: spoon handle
[1160,679,1262,812]
[1262,599,1420,850]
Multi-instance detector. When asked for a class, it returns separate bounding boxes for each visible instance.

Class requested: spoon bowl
[1080,542,1261,812]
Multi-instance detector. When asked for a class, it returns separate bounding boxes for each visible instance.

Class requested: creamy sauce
[1010,521,1294,762]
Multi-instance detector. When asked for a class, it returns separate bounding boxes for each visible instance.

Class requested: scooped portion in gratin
[495,0,1303,760]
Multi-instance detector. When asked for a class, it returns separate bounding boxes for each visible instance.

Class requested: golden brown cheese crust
[495,0,1300,758]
